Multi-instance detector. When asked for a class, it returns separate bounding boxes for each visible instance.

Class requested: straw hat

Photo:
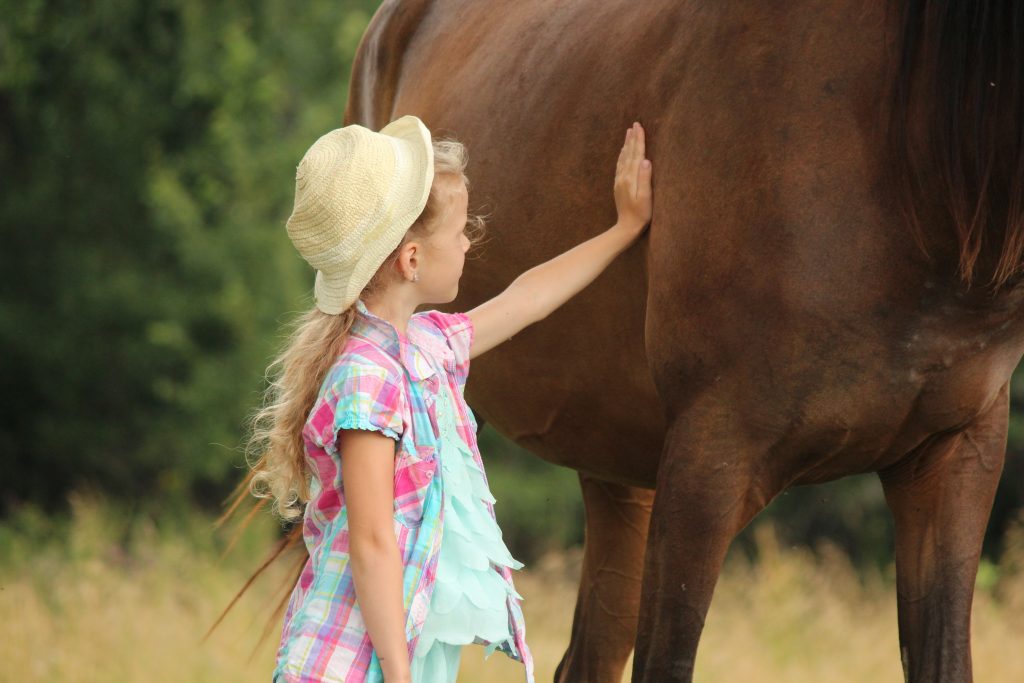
[285,115,434,314]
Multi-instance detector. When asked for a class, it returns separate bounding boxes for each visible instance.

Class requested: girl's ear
[396,239,421,281]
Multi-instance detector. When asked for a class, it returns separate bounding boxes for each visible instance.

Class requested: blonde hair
[244,137,484,520]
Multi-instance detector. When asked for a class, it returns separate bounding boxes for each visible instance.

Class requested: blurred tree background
[1,0,1022,568]
[1,0,375,508]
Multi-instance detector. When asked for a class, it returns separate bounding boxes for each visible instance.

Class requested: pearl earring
[411,272,420,282]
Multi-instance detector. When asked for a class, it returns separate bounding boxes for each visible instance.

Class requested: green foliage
[478,426,584,561]
[738,475,894,569]
[992,367,1024,556]
[0,0,378,510]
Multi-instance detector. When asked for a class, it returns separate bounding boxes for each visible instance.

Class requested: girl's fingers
[639,159,652,192]
[631,123,645,163]
[627,125,645,180]
[617,129,630,169]
[613,123,653,225]
[617,123,648,196]
[620,128,634,165]
[625,124,643,166]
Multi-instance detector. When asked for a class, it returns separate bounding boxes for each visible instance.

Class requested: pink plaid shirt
[274,300,534,683]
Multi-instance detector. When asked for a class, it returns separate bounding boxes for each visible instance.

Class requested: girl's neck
[361,289,421,338]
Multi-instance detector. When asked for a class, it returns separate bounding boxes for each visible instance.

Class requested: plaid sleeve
[323,360,405,448]
[419,310,474,386]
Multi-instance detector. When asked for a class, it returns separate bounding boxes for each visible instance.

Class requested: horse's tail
[344,0,436,128]
[202,471,305,655]
[889,0,1024,292]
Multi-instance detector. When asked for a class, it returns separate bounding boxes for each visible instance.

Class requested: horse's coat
[347,1,1024,680]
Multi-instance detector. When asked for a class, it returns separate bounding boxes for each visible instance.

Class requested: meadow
[3,496,1023,683]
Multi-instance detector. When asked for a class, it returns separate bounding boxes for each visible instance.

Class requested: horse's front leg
[632,416,780,682]
[878,382,1008,683]
[554,473,654,683]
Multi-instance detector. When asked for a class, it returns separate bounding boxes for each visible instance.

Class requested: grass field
[2,497,1022,682]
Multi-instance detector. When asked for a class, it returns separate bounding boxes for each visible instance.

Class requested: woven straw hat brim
[286,115,435,315]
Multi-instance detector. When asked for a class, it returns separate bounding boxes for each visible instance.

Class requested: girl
[248,114,652,683]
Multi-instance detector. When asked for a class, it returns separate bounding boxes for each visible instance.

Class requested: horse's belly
[467,292,666,488]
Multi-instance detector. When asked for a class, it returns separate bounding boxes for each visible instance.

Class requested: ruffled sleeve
[308,357,406,455]
[419,311,474,387]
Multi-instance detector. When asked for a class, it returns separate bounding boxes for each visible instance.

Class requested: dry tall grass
[2,498,1022,682]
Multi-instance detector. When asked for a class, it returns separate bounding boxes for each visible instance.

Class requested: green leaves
[0,0,379,512]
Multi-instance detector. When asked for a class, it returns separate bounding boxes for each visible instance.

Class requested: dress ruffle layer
[411,386,523,680]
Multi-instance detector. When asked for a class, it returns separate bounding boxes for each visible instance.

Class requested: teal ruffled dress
[409,384,524,683]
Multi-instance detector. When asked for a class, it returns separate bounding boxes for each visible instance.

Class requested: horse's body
[346,1,1024,680]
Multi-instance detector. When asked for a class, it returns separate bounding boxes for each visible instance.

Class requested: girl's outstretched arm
[342,429,412,683]
[467,121,653,359]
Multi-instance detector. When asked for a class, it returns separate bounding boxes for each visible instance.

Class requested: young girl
[249,114,652,683]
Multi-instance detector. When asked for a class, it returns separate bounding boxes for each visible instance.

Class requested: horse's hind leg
[878,382,1008,683]
[554,473,654,683]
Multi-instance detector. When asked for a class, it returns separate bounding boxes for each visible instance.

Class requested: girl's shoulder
[409,313,473,368]
[413,309,473,344]
[308,340,407,448]
[319,336,407,404]
[337,333,405,376]
[411,310,474,384]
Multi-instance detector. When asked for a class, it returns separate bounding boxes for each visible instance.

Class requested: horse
[345,0,1024,680]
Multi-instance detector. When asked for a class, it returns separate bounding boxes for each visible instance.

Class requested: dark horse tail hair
[890,0,1024,292]
[203,470,306,658]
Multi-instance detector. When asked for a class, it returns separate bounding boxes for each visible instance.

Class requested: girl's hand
[613,121,653,237]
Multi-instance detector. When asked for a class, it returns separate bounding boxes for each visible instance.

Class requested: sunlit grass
[2,497,1022,682]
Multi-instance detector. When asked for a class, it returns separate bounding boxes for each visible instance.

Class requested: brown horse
[345,1,1024,681]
